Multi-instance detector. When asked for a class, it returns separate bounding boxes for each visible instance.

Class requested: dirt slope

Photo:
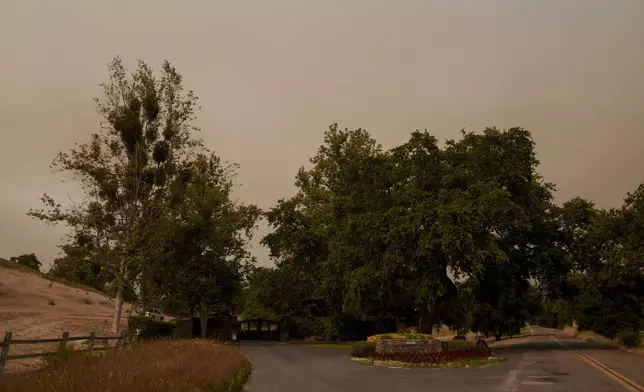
[0,264,130,373]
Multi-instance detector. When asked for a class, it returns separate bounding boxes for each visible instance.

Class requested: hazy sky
[1,0,643,269]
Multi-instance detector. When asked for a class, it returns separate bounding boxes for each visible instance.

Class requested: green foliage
[535,187,644,338]
[128,315,175,339]
[254,124,562,340]
[350,341,376,358]
[54,343,77,360]
[351,356,506,368]
[40,343,81,369]
[47,233,107,293]
[616,331,641,348]
[9,253,41,271]
[211,357,252,392]
[446,339,474,352]
[149,153,261,336]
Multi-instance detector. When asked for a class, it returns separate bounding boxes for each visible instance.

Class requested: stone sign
[375,339,442,355]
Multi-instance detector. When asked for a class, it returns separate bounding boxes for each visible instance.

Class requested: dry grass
[0,265,131,374]
[577,330,644,356]
[0,259,105,296]
[0,340,251,392]
[77,297,94,305]
[431,325,457,337]
[577,330,614,346]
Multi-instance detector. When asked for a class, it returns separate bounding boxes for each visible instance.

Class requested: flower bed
[350,338,496,368]
[352,355,506,368]
[373,349,489,364]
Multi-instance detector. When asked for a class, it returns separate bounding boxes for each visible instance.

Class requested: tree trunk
[139,267,148,312]
[200,299,208,338]
[494,323,502,341]
[280,318,289,342]
[112,286,124,333]
[111,256,127,333]
[418,305,434,334]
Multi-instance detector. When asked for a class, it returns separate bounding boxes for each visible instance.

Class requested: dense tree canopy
[27,57,642,342]
[538,188,644,337]
[149,153,261,336]
[246,124,643,341]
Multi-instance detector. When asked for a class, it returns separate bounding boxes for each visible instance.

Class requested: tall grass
[0,339,251,392]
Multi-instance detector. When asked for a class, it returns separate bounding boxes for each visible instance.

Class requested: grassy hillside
[0,258,106,296]
[0,261,131,374]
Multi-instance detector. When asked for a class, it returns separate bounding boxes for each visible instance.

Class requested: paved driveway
[241,329,644,392]
[242,341,522,392]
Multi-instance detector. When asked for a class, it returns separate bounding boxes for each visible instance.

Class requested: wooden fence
[0,331,137,376]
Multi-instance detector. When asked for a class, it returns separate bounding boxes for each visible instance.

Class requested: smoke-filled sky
[1,0,643,269]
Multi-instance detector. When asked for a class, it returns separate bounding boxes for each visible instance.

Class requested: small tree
[9,253,42,271]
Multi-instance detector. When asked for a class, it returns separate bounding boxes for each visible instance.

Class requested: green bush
[212,357,252,392]
[351,341,376,358]
[616,331,641,347]
[128,316,175,339]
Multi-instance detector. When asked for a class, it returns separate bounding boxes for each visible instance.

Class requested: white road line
[498,353,531,392]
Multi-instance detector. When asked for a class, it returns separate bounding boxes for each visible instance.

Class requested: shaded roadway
[241,326,643,392]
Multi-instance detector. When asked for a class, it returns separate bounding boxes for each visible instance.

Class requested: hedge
[616,331,641,347]
[128,315,176,339]
[351,341,376,358]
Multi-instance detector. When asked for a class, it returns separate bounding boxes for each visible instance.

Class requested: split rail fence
[0,331,137,375]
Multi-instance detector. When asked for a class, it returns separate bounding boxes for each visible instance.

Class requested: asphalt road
[241,326,643,392]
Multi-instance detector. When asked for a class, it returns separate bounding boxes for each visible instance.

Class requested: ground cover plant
[351,356,506,368]
[372,350,488,363]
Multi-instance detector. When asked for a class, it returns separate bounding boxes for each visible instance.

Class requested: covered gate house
[238,318,282,341]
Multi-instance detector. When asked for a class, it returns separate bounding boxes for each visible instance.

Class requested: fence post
[59,332,69,352]
[88,332,95,352]
[0,332,12,376]
[117,331,127,349]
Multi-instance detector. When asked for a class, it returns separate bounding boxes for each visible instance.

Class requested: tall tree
[444,128,556,339]
[29,57,201,331]
[572,186,644,336]
[261,125,558,338]
[153,153,261,337]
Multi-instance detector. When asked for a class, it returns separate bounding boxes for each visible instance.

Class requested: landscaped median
[351,334,505,368]
[0,339,251,392]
